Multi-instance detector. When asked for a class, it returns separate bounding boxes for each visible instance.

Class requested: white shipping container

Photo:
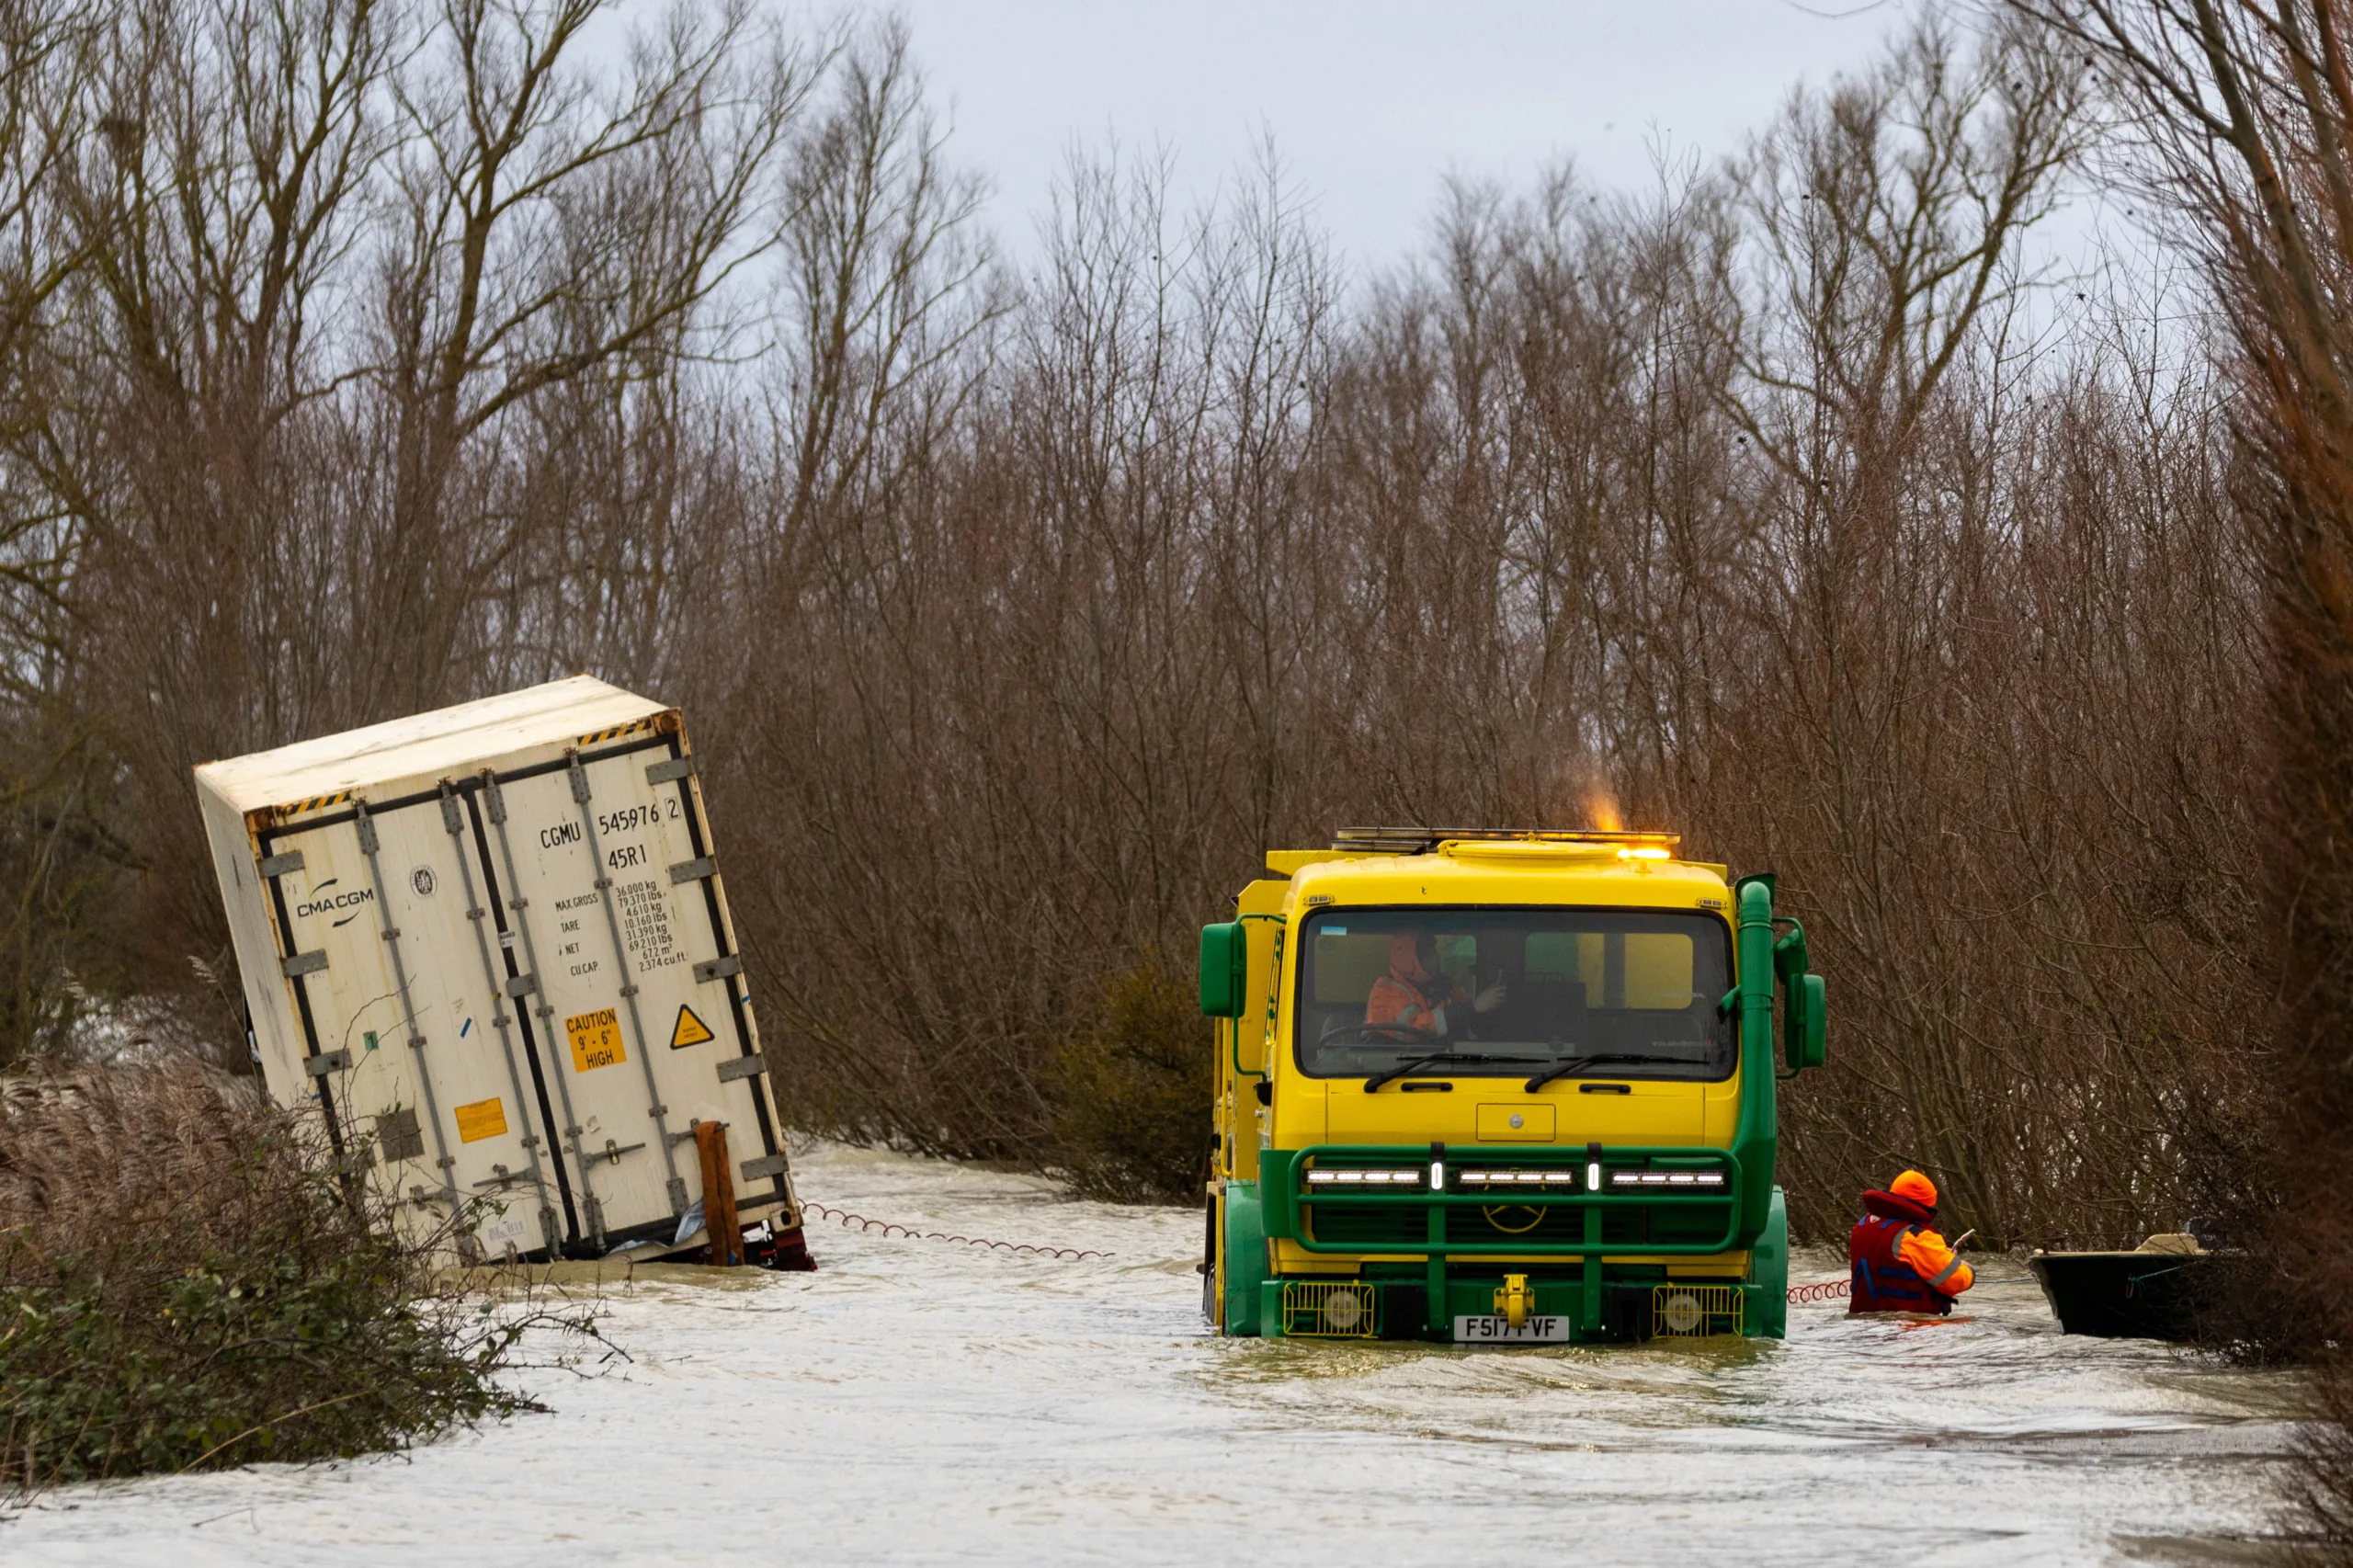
[194,676,808,1267]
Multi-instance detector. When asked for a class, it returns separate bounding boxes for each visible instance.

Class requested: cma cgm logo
[297,879,375,928]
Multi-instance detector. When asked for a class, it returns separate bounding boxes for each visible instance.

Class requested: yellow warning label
[454,1096,507,1143]
[565,1007,625,1072]
[669,1004,715,1050]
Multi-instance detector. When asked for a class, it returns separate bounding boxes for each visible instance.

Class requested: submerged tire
[1200,1196,1218,1323]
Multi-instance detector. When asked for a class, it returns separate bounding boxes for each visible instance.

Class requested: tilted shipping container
[195,676,809,1267]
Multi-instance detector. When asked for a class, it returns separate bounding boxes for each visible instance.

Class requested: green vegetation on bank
[1051,958,1209,1204]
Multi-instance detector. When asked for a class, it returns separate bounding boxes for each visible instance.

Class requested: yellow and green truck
[1199,828,1824,1343]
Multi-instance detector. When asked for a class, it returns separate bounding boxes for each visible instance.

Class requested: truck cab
[1200,829,1824,1343]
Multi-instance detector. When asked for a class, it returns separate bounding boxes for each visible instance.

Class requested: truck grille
[1304,1200,1732,1249]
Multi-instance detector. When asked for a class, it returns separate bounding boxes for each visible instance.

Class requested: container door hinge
[303,1050,352,1076]
[646,756,694,785]
[505,973,538,998]
[717,1054,767,1083]
[668,857,715,884]
[667,1176,689,1215]
[283,950,327,977]
[693,954,743,983]
[259,851,304,879]
[738,1153,787,1182]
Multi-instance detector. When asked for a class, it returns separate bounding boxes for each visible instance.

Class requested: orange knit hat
[1890,1169,1938,1208]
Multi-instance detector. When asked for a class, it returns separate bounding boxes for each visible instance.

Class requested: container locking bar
[439,778,558,1256]
[283,949,327,977]
[481,767,607,1251]
[354,798,462,1220]
[304,1049,352,1076]
[694,954,743,983]
[259,850,305,879]
[569,751,688,1212]
[716,1054,767,1083]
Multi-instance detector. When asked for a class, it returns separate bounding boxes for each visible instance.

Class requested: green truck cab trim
[1222,1180,1267,1335]
[1727,876,1777,1250]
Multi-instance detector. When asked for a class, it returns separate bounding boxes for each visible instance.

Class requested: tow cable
[1787,1278,1850,1302]
[798,1200,1111,1261]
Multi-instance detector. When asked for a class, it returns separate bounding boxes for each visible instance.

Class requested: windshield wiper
[1522,1053,1672,1094]
[1362,1051,1541,1093]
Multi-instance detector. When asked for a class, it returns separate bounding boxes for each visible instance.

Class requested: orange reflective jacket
[1849,1189,1973,1312]
[1365,932,1462,1031]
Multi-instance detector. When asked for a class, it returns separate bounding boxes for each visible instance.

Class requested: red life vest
[1848,1188,1951,1314]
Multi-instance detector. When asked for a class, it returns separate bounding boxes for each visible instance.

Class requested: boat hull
[2028,1250,2211,1339]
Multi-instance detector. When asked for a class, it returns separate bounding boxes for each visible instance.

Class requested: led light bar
[1608,1169,1727,1187]
[1304,1168,1424,1186]
[1456,1170,1579,1186]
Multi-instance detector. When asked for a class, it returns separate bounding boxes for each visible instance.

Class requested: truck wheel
[1201,1195,1218,1323]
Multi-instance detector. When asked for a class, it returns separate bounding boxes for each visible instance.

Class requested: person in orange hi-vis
[1365,930,1506,1037]
[1849,1168,1974,1314]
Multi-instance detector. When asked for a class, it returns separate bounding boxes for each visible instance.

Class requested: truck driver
[1365,930,1506,1036]
[1849,1168,1974,1314]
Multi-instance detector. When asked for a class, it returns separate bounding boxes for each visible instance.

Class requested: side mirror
[1770,922,1824,1072]
[1785,972,1825,1071]
[1199,921,1248,1017]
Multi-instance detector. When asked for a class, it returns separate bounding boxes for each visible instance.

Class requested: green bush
[0,1063,564,1490]
[1050,956,1211,1204]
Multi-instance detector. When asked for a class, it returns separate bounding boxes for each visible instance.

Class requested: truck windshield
[1293,907,1734,1081]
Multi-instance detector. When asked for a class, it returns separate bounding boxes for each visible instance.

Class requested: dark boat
[2027,1237,2214,1340]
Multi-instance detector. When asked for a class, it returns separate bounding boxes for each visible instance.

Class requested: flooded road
[2,1142,2302,1565]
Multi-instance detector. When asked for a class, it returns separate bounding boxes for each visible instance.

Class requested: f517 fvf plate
[1453,1314,1570,1344]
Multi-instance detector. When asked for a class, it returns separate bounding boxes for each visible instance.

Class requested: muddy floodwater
[1,1142,2304,1565]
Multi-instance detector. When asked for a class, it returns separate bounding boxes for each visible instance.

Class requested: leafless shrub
[0,1059,594,1488]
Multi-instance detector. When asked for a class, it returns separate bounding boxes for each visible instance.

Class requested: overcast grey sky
[888,0,1936,272]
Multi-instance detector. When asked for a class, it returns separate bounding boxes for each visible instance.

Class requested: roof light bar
[1333,826,1683,855]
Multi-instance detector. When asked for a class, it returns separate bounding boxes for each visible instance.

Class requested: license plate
[1453,1314,1571,1344]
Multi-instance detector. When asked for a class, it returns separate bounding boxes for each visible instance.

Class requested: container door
[255,793,568,1261]
[470,739,790,1252]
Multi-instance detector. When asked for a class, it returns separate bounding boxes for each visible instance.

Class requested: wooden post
[695,1120,742,1267]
